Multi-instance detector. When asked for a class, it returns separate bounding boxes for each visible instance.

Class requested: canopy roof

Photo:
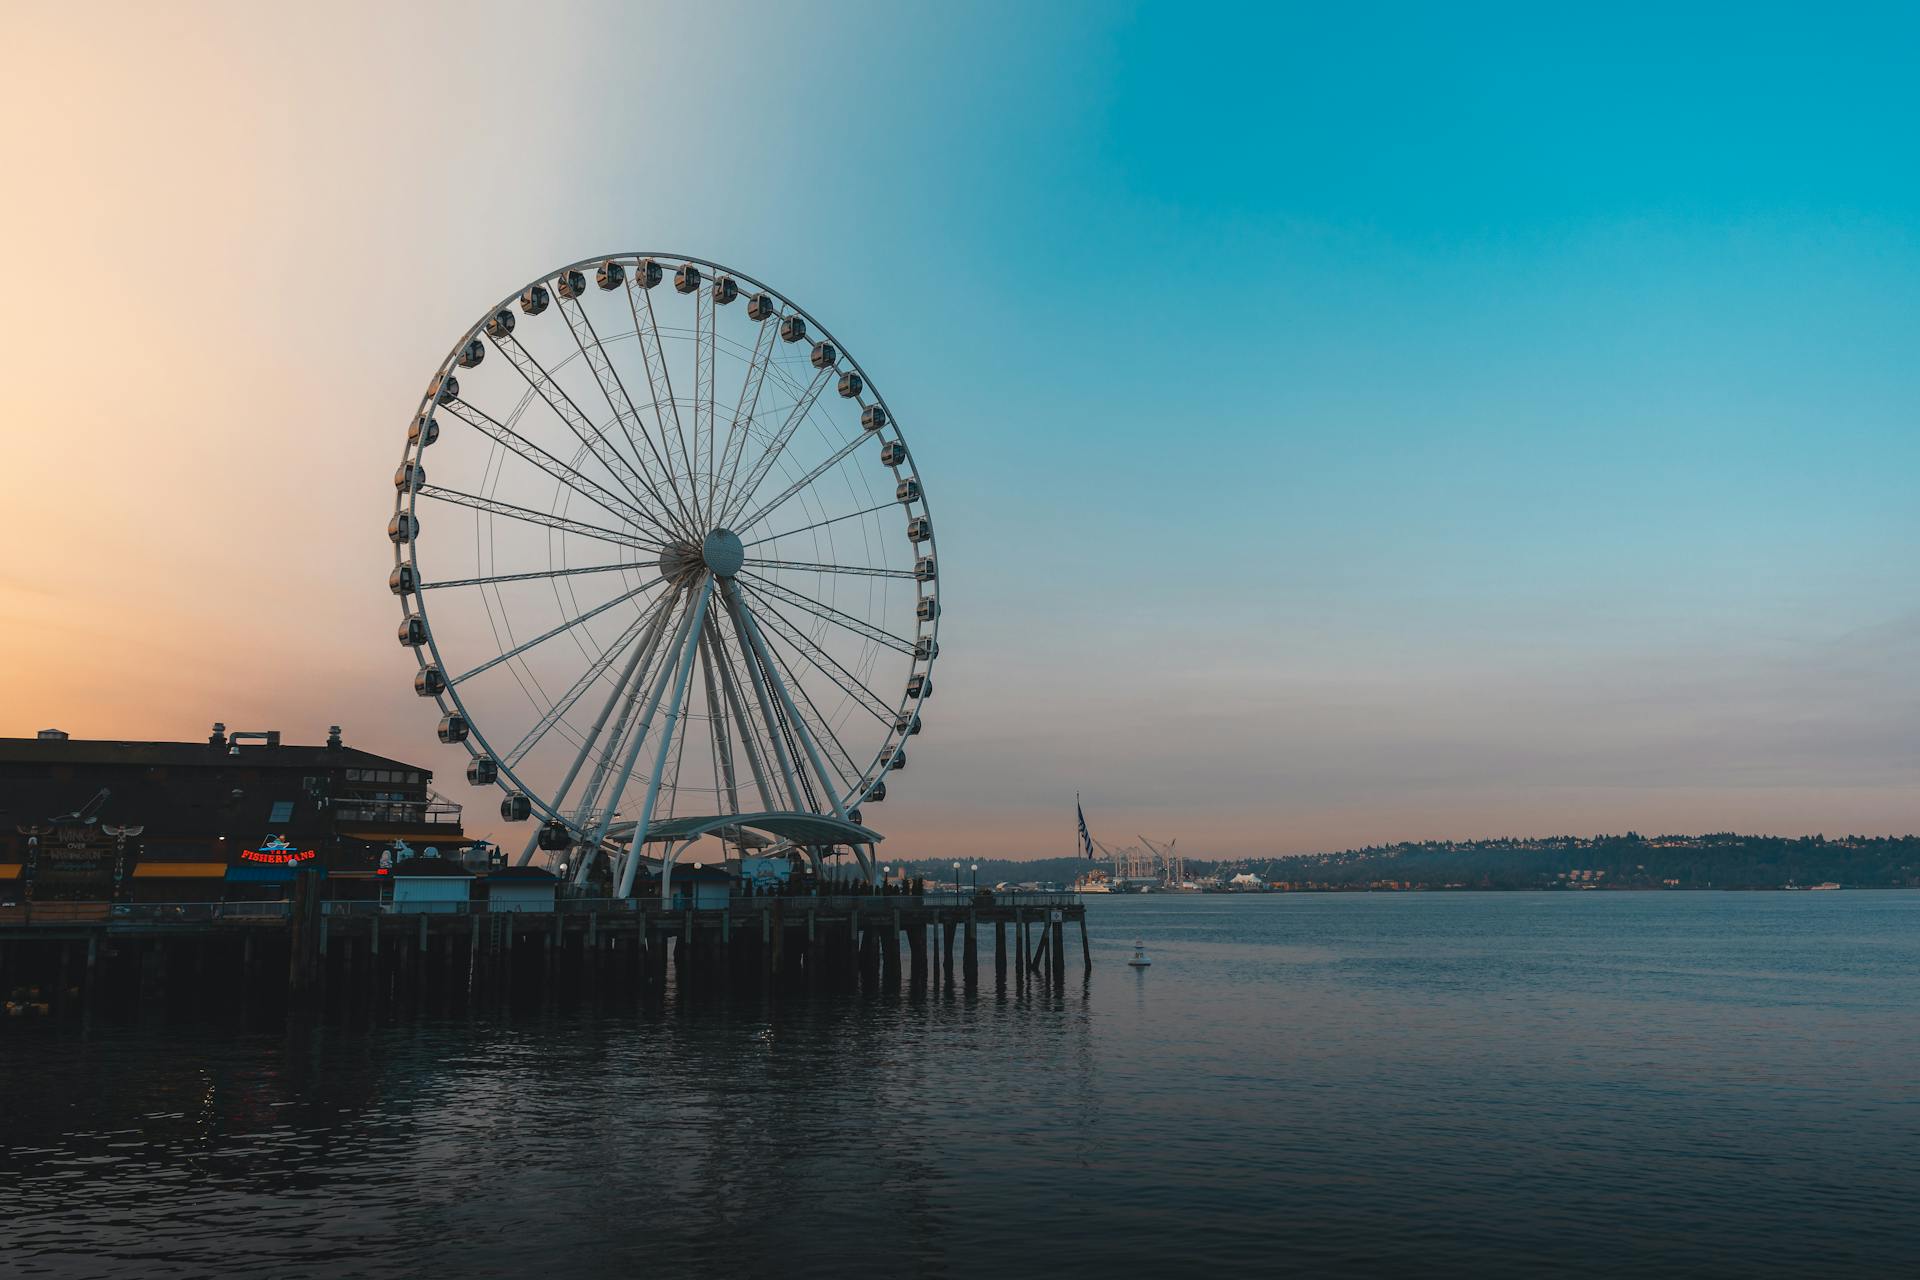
[632,811,882,848]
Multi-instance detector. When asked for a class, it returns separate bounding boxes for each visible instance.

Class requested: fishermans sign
[241,835,317,865]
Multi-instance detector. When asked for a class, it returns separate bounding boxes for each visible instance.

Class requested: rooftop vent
[327,726,343,751]
[36,728,68,740]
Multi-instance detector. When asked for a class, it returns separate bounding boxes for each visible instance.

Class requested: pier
[0,886,1089,1024]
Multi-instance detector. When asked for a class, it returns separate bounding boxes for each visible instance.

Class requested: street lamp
[971,862,979,894]
[882,864,892,896]
[951,860,960,896]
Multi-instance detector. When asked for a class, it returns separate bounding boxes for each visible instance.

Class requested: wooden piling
[963,912,978,986]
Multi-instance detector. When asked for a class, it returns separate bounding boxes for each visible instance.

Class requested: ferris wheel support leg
[696,622,743,817]
[727,580,847,819]
[616,577,716,900]
[703,617,775,812]
[511,593,676,872]
[587,583,707,877]
[569,597,681,847]
[722,585,807,812]
[511,597,676,869]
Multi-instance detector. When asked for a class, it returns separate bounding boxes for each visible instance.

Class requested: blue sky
[3,2,1916,855]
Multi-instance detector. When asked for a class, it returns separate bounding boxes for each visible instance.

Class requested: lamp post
[971,862,979,895]
[951,860,960,897]
[882,864,892,896]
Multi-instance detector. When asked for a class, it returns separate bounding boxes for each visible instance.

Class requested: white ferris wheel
[389,254,937,898]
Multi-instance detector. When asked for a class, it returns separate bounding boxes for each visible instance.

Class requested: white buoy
[1127,940,1151,968]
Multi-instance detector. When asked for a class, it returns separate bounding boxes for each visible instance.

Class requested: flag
[1077,794,1095,860]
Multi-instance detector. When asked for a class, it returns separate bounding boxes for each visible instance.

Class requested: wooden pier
[0,888,1090,1024]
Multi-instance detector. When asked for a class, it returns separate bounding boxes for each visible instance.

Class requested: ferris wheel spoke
[740,556,914,581]
[499,592,673,769]
[696,622,743,815]
[719,587,809,811]
[519,587,678,851]
[742,500,896,549]
[625,278,701,530]
[749,603,864,794]
[488,330,676,534]
[714,311,781,528]
[450,580,657,688]
[417,485,665,555]
[694,280,717,529]
[557,587,683,835]
[719,367,832,527]
[736,572,916,657]
[740,588,896,723]
[420,560,641,591]
[440,397,666,537]
[553,293,696,535]
[726,580,848,816]
[734,429,876,536]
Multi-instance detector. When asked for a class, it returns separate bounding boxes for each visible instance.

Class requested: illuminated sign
[241,835,317,865]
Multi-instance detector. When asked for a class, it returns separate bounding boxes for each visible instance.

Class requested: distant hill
[898,834,1920,890]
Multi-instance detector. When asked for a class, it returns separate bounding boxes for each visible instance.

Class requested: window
[346,769,363,781]
[268,800,294,824]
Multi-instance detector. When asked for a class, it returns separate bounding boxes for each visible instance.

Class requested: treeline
[899,834,1920,890]
[1257,833,1920,889]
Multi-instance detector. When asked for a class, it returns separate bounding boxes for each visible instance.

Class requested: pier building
[0,724,467,904]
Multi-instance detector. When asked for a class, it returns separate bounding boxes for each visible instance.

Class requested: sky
[2,2,1917,859]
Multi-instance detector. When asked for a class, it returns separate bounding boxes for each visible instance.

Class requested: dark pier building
[0,724,467,904]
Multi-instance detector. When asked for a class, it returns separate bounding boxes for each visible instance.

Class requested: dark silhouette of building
[0,724,465,901]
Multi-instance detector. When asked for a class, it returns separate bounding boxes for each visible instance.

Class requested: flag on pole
[1077,794,1095,860]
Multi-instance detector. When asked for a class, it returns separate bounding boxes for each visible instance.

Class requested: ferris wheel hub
[701,527,745,578]
[656,527,744,583]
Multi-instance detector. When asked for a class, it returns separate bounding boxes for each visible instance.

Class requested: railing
[321,900,472,916]
[97,902,286,923]
[555,891,1082,912]
[4,892,1085,927]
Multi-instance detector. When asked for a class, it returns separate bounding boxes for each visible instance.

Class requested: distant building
[0,724,466,902]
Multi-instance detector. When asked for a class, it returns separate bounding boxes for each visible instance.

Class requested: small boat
[1127,941,1151,968]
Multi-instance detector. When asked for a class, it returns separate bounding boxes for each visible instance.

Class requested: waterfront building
[0,724,466,903]
[386,855,474,911]
[667,864,732,910]
[483,865,559,913]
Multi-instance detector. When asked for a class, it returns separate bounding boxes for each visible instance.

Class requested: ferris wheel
[388,254,937,898]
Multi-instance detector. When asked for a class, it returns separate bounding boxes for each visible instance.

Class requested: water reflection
[5,894,1917,1277]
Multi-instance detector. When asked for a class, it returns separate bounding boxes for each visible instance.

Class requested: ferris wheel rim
[391,252,940,844]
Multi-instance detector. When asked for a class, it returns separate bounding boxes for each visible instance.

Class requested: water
[4,892,1917,1277]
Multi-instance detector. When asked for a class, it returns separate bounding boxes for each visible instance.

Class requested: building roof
[485,866,559,882]
[0,736,426,773]
[638,811,883,848]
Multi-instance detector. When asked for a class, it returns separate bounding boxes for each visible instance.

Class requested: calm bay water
[3,892,1917,1277]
